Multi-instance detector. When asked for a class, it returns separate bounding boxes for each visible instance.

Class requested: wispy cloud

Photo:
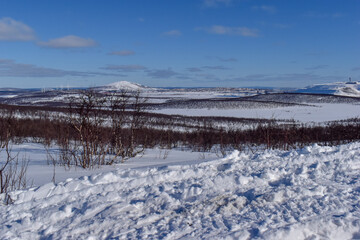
[147,68,179,78]
[258,21,290,29]
[224,73,342,86]
[0,59,123,77]
[202,0,232,8]
[252,5,277,14]
[0,17,35,41]
[199,25,259,37]
[216,57,237,62]
[38,35,97,48]
[101,64,147,72]
[352,67,360,71]
[202,65,230,70]
[187,65,230,72]
[306,50,329,56]
[305,65,329,70]
[206,56,238,62]
[332,13,345,18]
[108,50,135,56]
[304,11,345,19]
[195,73,220,81]
[187,67,203,72]
[162,30,182,37]
[208,56,237,62]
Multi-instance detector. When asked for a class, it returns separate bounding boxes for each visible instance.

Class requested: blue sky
[0,0,359,88]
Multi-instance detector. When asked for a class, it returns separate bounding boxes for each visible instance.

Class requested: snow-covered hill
[1,142,360,239]
[295,81,360,97]
[101,81,154,91]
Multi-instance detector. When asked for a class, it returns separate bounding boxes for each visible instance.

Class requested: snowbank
[1,142,360,239]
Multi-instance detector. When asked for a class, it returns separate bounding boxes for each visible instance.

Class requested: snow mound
[1,142,360,239]
[296,81,360,97]
[104,81,153,91]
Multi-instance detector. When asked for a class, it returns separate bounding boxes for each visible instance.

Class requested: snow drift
[1,142,360,239]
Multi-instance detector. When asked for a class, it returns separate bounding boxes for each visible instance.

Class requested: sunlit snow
[1,142,360,239]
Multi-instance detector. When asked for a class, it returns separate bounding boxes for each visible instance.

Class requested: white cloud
[253,5,277,14]
[202,25,259,37]
[203,0,232,7]
[0,17,35,41]
[109,50,135,56]
[38,35,97,48]
[163,30,182,37]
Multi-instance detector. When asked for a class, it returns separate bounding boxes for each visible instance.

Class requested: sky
[0,0,359,89]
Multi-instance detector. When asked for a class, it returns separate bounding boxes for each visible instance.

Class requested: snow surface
[1,142,360,239]
[104,81,151,91]
[0,94,17,98]
[295,82,360,97]
[152,103,360,123]
[7,143,219,187]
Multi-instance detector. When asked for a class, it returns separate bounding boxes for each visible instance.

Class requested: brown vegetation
[0,90,360,170]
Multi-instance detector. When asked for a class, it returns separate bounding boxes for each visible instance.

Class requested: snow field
[1,142,360,239]
[152,103,360,123]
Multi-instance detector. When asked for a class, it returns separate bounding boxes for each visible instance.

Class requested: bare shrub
[0,110,29,204]
[107,90,147,163]
[48,90,148,168]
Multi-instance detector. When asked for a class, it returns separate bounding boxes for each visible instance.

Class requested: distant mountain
[98,81,154,91]
[295,81,360,97]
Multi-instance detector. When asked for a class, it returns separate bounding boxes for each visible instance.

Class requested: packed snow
[1,142,360,239]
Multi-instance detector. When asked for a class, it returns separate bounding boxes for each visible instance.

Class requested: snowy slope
[1,142,360,239]
[295,82,360,97]
[102,81,153,91]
